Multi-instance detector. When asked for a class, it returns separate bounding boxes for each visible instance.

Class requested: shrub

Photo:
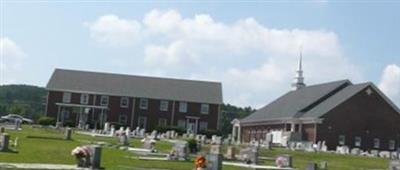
[186,138,198,153]
[63,120,75,127]
[198,129,222,138]
[38,116,55,126]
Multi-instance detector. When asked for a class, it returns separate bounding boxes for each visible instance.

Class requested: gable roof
[241,80,351,123]
[241,79,400,124]
[46,69,223,104]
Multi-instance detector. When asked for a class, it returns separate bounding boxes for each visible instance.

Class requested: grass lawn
[0,125,389,170]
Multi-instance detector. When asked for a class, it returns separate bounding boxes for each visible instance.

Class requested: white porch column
[237,126,241,144]
[195,119,199,134]
[299,123,303,133]
[291,122,295,132]
[232,126,237,143]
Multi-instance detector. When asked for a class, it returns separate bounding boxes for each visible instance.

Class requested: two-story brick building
[45,69,223,133]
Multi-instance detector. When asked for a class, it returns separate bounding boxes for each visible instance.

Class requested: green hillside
[0,84,47,119]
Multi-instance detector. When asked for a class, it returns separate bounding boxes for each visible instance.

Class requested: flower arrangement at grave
[194,155,207,170]
[71,146,91,167]
[275,156,287,167]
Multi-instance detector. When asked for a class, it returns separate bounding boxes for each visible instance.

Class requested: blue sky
[1,1,400,108]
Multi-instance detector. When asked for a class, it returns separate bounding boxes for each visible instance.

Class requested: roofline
[240,117,322,126]
[47,88,223,104]
[369,83,400,114]
[52,68,222,85]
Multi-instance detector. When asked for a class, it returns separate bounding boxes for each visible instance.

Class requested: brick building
[233,57,400,151]
[45,69,223,133]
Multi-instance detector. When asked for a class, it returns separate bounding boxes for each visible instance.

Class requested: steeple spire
[292,49,306,90]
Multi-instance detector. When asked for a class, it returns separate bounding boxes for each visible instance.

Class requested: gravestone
[371,150,379,157]
[56,121,63,128]
[103,122,110,132]
[336,146,349,154]
[391,152,399,160]
[306,162,317,170]
[350,148,361,155]
[14,120,21,130]
[168,141,188,160]
[320,161,328,170]
[139,129,145,138]
[275,155,292,167]
[321,141,328,152]
[142,138,155,150]
[201,135,207,144]
[264,133,273,149]
[0,133,10,151]
[150,130,158,139]
[119,134,129,146]
[91,145,102,169]
[110,126,115,136]
[239,146,258,164]
[380,151,391,158]
[65,128,72,140]
[225,146,236,159]
[211,135,222,145]
[389,160,400,170]
[125,127,131,137]
[207,144,223,170]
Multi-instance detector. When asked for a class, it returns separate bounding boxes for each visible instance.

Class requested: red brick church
[232,56,400,151]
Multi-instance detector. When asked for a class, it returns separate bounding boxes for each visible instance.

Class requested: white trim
[55,102,108,109]
[46,88,222,105]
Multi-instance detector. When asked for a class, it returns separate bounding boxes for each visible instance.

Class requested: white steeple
[292,50,306,90]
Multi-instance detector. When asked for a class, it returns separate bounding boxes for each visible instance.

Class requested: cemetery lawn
[0,125,389,170]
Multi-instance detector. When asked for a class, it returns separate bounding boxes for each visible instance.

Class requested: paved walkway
[0,163,89,170]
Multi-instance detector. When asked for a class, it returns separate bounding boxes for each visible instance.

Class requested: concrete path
[0,163,89,170]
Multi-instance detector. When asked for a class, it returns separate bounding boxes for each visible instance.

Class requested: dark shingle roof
[240,80,352,123]
[46,69,223,104]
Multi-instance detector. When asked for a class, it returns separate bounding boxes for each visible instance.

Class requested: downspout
[171,101,176,126]
[130,98,136,128]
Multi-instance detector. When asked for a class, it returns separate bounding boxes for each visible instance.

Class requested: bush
[186,138,198,153]
[63,120,75,127]
[198,129,222,138]
[38,116,55,126]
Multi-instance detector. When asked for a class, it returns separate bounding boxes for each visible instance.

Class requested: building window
[389,140,396,150]
[354,136,362,147]
[120,97,129,108]
[62,92,71,103]
[158,118,168,127]
[119,114,128,125]
[160,100,169,111]
[199,121,208,131]
[177,119,186,129]
[139,98,148,110]
[200,104,209,114]
[100,96,109,106]
[80,94,89,104]
[338,135,345,145]
[179,102,187,113]
[373,138,380,149]
[138,116,147,129]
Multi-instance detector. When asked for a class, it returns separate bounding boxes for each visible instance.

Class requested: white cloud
[0,37,27,84]
[379,64,400,104]
[86,9,364,107]
[85,14,142,47]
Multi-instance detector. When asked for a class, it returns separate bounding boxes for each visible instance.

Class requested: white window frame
[200,104,209,114]
[139,98,148,110]
[118,114,128,125]
[158,118,168,127]
[389,140,396,150]
[179,102,187,113]
[62,92,71,103]
[373,138,380,149]
[338,135,345,145]
[120,97,129,108]
[160,100,169,111]
[355,136,362,147]
[100,96,109,106]
[199,121,208,131]
[177,119,186,129]
[80,93,89,104]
